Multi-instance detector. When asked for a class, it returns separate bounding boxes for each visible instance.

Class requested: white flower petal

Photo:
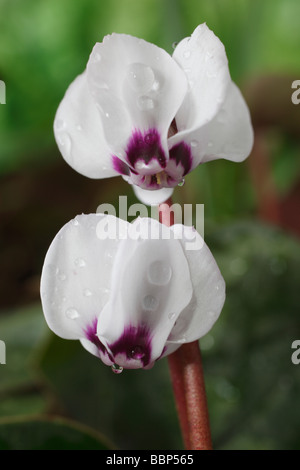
[173,23,231,133]
[169,82,253,168]
[133,185,174,205]
[97,219,193,368]
[40,214,126,341]
[200,82,254,163]
[87,33,188,158]
[169,225,226,342]
[54,73,118,179]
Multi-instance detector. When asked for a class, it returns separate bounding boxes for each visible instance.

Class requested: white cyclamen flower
[54,23,253,205]
[40,215,225,372]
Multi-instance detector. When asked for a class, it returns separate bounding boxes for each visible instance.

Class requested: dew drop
[215,281,223,292]
[152,80,160,92]
[74,258,86,268]
[104,250,113,262]
[127,63,155,94]
[145,132,156,144]
[137,95,155,110]
[183,50,191,59]
[58,133,72,158]
[55,118,66,131]
[142,295,159,311]
[148,261,172,286]
[58,271,66,281]
[168,312,176,320]
[172,41,178,49]
[178,178,185,187]
[91,52,101,63]
[83,289,92,297]
[208,310,216,318]
[130,346,145,360]
[205,51,214,62]
[72,219,79,226]
[207,141,213,148]
[65,308,80,320]
[190,140,198,147]
[111,363,123,374]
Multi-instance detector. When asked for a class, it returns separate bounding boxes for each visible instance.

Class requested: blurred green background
[0,0,300,450]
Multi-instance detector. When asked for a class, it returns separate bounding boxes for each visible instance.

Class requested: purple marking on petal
[85,318,112,359]
[126,128,166,170]
[169,142,192,176]
[108,324,152,367]
[112,156,131,176]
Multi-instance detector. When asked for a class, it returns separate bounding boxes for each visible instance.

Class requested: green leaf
[0,416,112,450]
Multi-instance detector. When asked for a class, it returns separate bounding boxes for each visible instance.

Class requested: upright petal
[54,73,118,179]
[173,23,231,132]
[170,25,253,169]
[86,33,188,167]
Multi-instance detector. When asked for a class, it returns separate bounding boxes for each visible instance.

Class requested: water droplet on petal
[72,219,79,226]
[168,312,176,320]
[172,41,178,49]
[104,250,113,262]
[74,258,86,268]
[190,140,198,148]
[127,63,155,94]
[215,281,223,292]
[58,133,72,158]
[130,346,145,360]
[91,52,101,63]
[207,141,213,148]
[178,178,185,187]
[111,363,123,374]
[205,51,214,62]
[183,50,191,59]
[142,295,159,311]
[148,261,172,286]
[58,271,66,281]
[208,310,216,318]
[137,95,155,110]
[83,289,92,297]
[55,118,66,131]
[152,80,160,92]
[65,308,80,320]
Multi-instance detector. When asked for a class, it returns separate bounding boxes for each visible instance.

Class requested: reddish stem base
[158,199,212,450]
[168,342,212,450]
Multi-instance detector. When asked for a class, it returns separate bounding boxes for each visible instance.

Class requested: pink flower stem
[159,199,213,450]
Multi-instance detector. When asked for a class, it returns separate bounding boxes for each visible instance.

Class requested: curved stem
[159,198,213,450]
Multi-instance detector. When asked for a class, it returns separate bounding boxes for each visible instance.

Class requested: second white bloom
[40,215,225,371]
